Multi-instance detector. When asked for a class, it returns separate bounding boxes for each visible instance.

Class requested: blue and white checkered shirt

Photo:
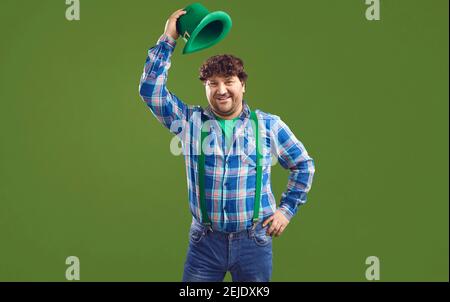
[139,34,315,232]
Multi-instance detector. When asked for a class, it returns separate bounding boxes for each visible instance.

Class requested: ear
[242,82,246,93]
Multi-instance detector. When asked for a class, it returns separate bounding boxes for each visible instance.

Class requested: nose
[217,83,227,95]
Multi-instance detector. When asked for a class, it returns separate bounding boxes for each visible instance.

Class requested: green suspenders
[198,128,209,225]
[198,110,262,229]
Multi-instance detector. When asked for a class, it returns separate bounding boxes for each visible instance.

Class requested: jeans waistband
[191,218,266,240]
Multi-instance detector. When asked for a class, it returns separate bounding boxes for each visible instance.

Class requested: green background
[0,0,448,281]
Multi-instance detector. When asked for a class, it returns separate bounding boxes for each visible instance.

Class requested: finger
[263,216,274,227]
[274,224,282,237]
[171,9,186,18]
[266,220,276,235]
[174,12,187,21]
[266,223,274,235]
[275,224,285,237]
[268,222,279,236]
[273,223,281,236]
[273,223,282,237]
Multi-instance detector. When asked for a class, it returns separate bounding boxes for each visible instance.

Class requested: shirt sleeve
[271,116,316,221]
[138,34,195,135]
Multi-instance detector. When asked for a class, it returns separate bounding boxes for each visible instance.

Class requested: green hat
[176,3,232,54]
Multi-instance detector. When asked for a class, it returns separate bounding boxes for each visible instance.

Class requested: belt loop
[248,219,258,238]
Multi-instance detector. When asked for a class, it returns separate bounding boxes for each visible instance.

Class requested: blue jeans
[182,218,272,282]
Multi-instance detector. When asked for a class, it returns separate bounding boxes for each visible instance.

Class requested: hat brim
[182,11,232,54]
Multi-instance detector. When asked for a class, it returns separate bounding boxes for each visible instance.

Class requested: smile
[216,97,230,102]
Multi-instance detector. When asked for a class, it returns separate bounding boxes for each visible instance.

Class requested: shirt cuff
[157,34,177,49]
[278,205,294,221]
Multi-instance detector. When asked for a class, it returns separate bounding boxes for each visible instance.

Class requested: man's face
[204,75,246,118]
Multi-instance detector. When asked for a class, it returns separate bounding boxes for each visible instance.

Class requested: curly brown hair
[199,54,248,84]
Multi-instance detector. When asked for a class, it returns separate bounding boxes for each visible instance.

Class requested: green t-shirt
[215,116,239,151]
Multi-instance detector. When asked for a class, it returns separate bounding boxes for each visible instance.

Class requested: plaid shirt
[138,34,315,232]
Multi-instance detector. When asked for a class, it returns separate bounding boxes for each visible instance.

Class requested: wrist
[158,33,177,49]
[164,32,178,41]
[277,206,293,221]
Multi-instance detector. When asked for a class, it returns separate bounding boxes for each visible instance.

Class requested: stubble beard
[211,98,242,117]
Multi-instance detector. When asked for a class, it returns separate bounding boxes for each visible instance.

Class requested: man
[138,9,315,282]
